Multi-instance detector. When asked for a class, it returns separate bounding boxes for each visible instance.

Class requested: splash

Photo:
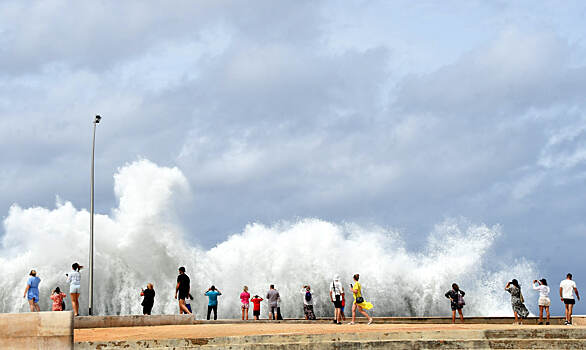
[0,159,537,318]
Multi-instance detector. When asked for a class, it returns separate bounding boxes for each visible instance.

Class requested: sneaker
[564,321,569,325]
[545,322,550,325]
[347,322,355,325]
[368,318,373,325]
[538,322,543,325]
[333,320,338,324]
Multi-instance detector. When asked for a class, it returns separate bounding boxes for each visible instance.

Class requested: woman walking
[50,287,67,311]
[240,286,251,320]
[445,283,465,323]
[23,270,41,312]
[533,279,550,325]
[348,274,373,325]
[141,283,156,315]
[66,263,83,316]
[505,279,529,324]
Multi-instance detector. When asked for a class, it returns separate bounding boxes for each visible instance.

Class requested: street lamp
[89,115,101,315]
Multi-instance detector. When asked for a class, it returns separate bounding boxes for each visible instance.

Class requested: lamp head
[94,115,102,123]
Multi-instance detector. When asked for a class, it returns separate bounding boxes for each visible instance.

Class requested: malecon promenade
[2,312,586,349]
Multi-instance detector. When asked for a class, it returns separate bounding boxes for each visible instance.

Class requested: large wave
[0,159,537,318]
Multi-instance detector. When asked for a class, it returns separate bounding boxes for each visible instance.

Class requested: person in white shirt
[532,279,550,325]
[66,263,83,316]
[560,273,580,325]
[329,276,344,324]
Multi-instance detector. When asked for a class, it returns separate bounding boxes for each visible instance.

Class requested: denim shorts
[70,285,81,294]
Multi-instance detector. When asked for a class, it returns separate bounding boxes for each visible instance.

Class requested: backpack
[305,291,312,302]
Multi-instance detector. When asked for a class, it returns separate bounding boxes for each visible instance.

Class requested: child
[50,287,67,311]
[251,295,263,320]
[185,293,194,313]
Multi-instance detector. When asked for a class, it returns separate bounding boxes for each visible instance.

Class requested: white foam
[0,159,537,317]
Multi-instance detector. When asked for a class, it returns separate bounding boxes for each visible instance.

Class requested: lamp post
[89,115,101,315]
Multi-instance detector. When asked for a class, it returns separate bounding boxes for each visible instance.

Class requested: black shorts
[333,295,343,308]
[253,310,260,316]
[563,298,576,305]
[178,291,189,300]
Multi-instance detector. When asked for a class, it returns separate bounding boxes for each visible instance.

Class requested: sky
[1,1,586,313]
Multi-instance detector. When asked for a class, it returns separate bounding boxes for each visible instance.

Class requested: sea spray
[0,159,537,317]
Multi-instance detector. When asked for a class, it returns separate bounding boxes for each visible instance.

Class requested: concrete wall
[0,311,73,349]
[74,315,566,329]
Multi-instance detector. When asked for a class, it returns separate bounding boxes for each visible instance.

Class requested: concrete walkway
[75,322,585,342]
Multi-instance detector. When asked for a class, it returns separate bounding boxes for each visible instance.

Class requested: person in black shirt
[445,283,465,323]
[175,266,192,314]
[141,283,155,315]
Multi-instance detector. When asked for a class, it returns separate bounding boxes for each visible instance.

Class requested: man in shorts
[175,267,192,314]
[330,275,344,324]
[560,273,580,325]
[266,285,280,320]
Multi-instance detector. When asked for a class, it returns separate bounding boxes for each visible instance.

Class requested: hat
[333,275,340,281]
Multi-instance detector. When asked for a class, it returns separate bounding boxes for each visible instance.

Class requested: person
[330,276,344,324]
[240,286,251,320]
[205,285,222,320]
[185,293,193,313]
[560,273,580,325]
[532,279,550,325]
[301,285,316,320]
[276,296,283,320]
[66,263,82,316]
[266,285,280,320]
[445,283,465,323]
[505,279,529,324]
[23,270,41,312]
[50,287,67,311]
[140,283,155,315]
[349,274,373,325]
[175,266,192,314]
[251,295,263,320]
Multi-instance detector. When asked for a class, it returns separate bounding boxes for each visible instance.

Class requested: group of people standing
[169,267,375,323]
[24,264,580,325]
[445,273,580,325]
[22,263,84,316]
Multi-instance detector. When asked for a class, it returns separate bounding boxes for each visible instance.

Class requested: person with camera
[505,279,529,324]
[349,274,373,325]
[140,283,155,315]
[66,263,83,316]
[50,287,67,311]
[445,283,465,323]
[532,278,550,325]
[205,285,222,320]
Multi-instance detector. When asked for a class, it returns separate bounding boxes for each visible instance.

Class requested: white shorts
[538,297,551,306]
[241,303,249,309]
[70,285,81,294]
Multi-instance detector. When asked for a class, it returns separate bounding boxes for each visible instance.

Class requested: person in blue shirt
[23,270,41,312]
[204,285,222,320]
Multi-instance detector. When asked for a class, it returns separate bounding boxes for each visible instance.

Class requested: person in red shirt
[50,287,67,311]
[250,295,264,320]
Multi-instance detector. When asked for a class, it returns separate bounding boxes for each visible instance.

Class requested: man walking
[266,285,280,320]
[330,275,344,324]
[560,273,580,325]
[175,266,192,314]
